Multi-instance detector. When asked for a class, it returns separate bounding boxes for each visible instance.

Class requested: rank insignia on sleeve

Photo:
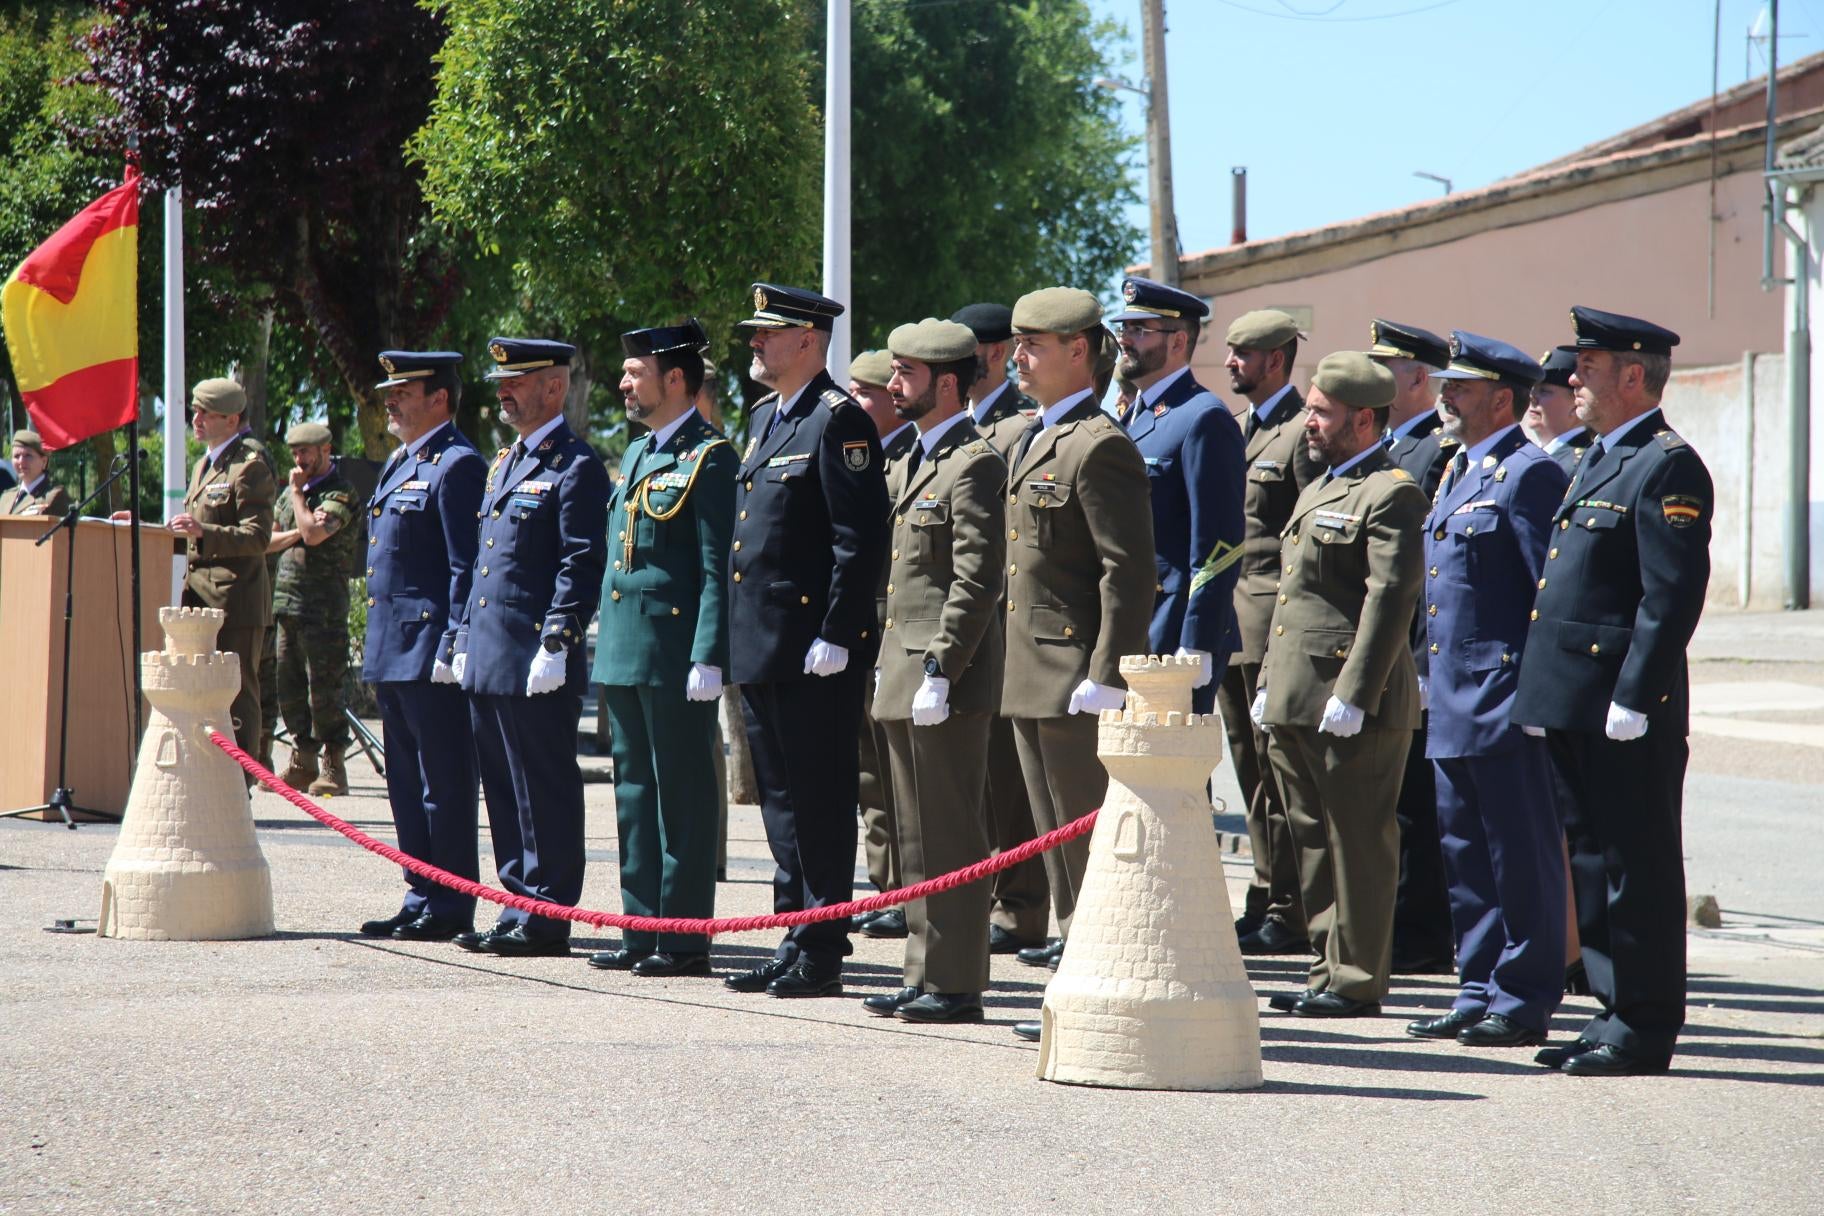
[1661,495,1704,527]
[843,441,871,471]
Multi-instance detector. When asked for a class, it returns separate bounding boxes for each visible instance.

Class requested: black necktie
[1012,419,1044,469]
[905,441,924,481]
[1244,410,1260,441]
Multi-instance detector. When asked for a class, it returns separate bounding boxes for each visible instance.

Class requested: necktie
[1011,419,1044,470]
[1245,410,1261,441]
[1381,429,1397,451]
[905,441,924,481]
[1442,450,1467,496]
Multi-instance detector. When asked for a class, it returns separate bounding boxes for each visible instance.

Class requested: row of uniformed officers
[353,281,1710,1076]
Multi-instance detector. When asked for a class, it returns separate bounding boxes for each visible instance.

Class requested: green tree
[835,0,1141,348]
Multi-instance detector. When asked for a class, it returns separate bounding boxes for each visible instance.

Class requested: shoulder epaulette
[1654,429,1687,451]
[1437,435,1461,448]
[1084,413,1116,434]
[963,439,992,456]
[820,388,851,411]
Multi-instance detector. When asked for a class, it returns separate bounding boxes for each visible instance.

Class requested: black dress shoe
[454,923,513,952]
[862,986,922,1016]
[1011,1021,1042,1042]
[766,958,843,998]
[1406,1009,1484,1039]
[1238,918,1311,956]
[1234,911,1265,939]
[1292,991,1380,1018]
[896,992,984,1023]
[1017,938,1064,967]
[1565,960,1592,995]
[1268,988,1316,1013]
[1534,1038,1601,1069]
[1457,1013,1545,1047]
[359,909,418,938]
[1561,1043,1671,1077]
[850,909,882,932]
[989,925,1040,955]
[1390,951,1456,976]
[860,908,907,938]
[631,951,711,978]
[724,957,794,993]
[588,947,652,971]
[479,925,570,957]
[391,913,473,942]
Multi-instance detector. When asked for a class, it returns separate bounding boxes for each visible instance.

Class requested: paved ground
[4,609,1822,1214]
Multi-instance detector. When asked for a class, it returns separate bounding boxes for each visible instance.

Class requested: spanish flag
[1,172,140,451]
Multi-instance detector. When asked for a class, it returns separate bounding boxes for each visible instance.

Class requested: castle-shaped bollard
[98,607,274,940]
[1036,653,1263,1090]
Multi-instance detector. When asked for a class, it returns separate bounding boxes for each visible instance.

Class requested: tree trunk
[721,685,757,805]
[563,345,592,441]
[240,308,275,440]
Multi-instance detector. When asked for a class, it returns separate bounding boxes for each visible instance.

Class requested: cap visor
[483,367,527,381]
[374,376,409,389]
[1429,367,1486,380]
[737,317,792,329]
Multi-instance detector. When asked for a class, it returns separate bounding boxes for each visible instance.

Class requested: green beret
[10,429,44,454]
[1224,309,1302,350]
[848,349,895,388]
[1311,351,1396,410]
[887,318,977,364]
[286,422,333,446]
[191,377,247,416]
[1012,286,1102,335]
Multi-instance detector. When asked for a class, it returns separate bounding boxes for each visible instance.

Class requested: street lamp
[1413,170,1453,196]
[1096,7,1179,286]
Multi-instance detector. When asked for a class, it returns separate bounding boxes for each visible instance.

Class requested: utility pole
[822,0,851,381]
[1141,0,1180,285]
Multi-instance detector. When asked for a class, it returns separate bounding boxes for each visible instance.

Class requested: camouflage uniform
[273,464,358,752]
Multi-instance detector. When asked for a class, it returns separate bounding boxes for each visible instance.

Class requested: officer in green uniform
[2,431,71,517]
[587,319,735,978]
[265,421,359,796]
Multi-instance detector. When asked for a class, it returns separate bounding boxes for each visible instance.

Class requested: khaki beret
[10,429,44,454]
[1224,309,1302,350]
[1012,286,1102,335]
[191,377,247,416]
[887,318,978,364]
[286,422,333,446]
[848,349,895,388]
[1311,351,1397,410]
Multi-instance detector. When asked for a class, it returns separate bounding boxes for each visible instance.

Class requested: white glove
[1605,702,1648,742]
[1249,686,1269,732]
[803,638,849,677]
[1416,674,1430,711]
[1175,646,1214,689]
[911,675,951,726]
[431,659,458,685]
[686,663,723,702]
[526,647,566,696]
[1521,724,1546,738]
[1067,678,1126,716]
[451,653,468,685]
[1318,695,1365,738]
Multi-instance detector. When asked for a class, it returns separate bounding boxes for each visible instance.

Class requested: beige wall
[1190,170,1784,389]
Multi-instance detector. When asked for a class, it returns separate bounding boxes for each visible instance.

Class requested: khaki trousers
[1216,660,1305,932]
[985,713,1049,941]
[1009,713,1106,941]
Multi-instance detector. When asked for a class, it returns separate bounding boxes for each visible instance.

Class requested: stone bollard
[1036,653,1263,1091]
[98,607,274,940]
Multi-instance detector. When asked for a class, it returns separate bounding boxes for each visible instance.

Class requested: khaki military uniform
[1214,387,1324,933]
[999,395,1154,939]
[272,466,358,753]
[181,432,278,756]
[872,419,1007,993]
[0,479,71,517]
[859,422,920,897]
[1260,446,1427,1003]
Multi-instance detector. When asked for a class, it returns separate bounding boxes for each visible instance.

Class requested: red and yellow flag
[1,172,140,450]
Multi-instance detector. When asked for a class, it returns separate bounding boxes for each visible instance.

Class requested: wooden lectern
[0,517,176,820]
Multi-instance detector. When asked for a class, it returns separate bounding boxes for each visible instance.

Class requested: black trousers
[1546,727,1689,1061]
[1393,717,1454,961]
[742,666,867,965]
[375,681,479,924]
[470,690,586,938]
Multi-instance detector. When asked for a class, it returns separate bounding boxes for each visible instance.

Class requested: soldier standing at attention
[1517,307,1712,1077]
[723,284,888,999]
[950,301,1049,958]
[848,348,915,939]
[1215,310,1322,956]
[1404,333,1568,1049]
[1255,352,1428,1019]
[171,378,277,762]
[454,337,610,958]
[863,318,1006,1025]
[1,431,70,516]
[586,320,735,979]
[999,287,1154,1044]
[266,422,359,797]
[1110,276,1246,710]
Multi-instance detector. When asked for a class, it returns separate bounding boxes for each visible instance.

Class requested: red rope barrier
[210,729,1097,938]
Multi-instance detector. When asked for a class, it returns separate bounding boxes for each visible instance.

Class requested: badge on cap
[489,342,508,363]
[1123,280,1138,302]
[754,286,768,312]
[380,354,398,376]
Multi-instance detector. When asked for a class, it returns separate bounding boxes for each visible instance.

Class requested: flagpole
[821,0,850,381]
[162,185,185,605]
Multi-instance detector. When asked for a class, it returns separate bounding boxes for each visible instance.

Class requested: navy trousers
[374,681,480,924]
[470,690,586,938]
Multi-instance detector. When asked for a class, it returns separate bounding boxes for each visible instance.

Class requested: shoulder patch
[821,388,852,411]
[1654,429,1688,452]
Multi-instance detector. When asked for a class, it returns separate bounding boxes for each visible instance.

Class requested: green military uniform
[272,458,358,757]
[2,429,70,517]
[180,414,278,760]
[1260,354,1428,1009]
[592,407,736,956]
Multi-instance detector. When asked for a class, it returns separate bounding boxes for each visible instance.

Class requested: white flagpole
[162,185,186,604]
[822,0,851,381]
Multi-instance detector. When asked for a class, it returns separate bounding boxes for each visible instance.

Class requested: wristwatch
[923,656,942,679]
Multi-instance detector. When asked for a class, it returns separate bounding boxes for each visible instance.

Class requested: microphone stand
[28,451,143,829]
